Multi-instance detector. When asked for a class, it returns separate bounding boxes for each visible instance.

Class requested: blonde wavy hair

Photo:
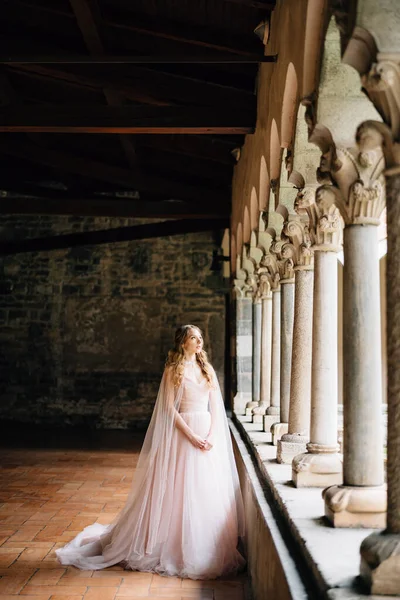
[165,325,214,388]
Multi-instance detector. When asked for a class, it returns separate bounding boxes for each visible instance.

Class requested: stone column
[292,187,343,487]
[277,219,314,464]
[246,296,262,415]
[316,137,386,527]
[233,282,253,415]
[264,286,281,432]
[351,113,400,591]
[272,269,295,446]
[252,274,272,424]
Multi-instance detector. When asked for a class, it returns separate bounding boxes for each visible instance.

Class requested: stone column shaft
[246,299,261,413]
[277,269,314,463]
[323,225,386,527]
[293,251,342,487]
[264,288,281,432]
[253,295,272,424]
[233,296,253,415]
[360,173,400,595]
[272,280,294,445]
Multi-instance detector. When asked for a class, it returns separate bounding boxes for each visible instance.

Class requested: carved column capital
[282,218,314,271]
[295,184,343,252]
[311,125,387,226]
[269,239,295,283]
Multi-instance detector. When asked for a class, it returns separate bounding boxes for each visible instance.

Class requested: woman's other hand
[190,433,207,450]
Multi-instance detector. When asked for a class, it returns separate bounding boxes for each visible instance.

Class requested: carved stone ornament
[269,239,295,283]
[256,271,272,299]
[311,126,387,226]
[362,57,400,143]
[259,251,280,290]
[322,484,387,528]
[294,181,343,251]
[281,218,314,270]
[360,531,400,595]
[244,273,258,299]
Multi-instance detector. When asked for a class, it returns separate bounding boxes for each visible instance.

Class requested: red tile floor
[0,429,250,600]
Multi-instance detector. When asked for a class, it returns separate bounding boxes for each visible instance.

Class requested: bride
[56,324,245,580]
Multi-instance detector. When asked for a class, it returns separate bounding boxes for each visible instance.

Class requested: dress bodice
[179,377,209,413]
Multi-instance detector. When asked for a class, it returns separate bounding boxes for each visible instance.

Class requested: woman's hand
[189,433,207,450]
[204,435,214,451]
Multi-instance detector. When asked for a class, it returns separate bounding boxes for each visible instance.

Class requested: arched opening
[236,222,243,258]
[259,156,270,211]
[250,187,258,231]
[243,207,251,244]
[281,63,298,149]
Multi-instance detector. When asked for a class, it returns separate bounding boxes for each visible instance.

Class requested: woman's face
[183,328,203,355]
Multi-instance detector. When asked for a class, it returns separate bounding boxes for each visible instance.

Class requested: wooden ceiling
[0,0,276,224]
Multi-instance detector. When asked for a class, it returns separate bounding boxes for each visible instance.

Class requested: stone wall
[0,215,226,429]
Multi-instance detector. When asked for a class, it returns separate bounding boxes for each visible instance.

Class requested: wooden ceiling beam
[0,196,229,219]
[4,0,268,58]
[2,54,276,64]
[0,218,229,255]
[0,137,229,204]
[0,106,255,134]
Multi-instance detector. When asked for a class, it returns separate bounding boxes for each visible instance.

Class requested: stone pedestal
[253,293,272,424]
[324,225,385,527]
[271,279,295,444]
[293,251,342,487]
[277,269,313,464]
[272,422,288,446]
[359,171,400,593]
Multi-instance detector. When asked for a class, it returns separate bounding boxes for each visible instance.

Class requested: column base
[233,393,251,416]
[360,531,400,595]
[252,403,268,423]
[292,446,343,488]
[271,422,288,446]
[277,433,308,464]
[323,484,387,528]
[245,401,258,416]
[263,414,280,433]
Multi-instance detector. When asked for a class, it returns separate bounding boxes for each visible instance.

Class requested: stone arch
[259,155,270,211]
[269,119,281,184]
[281,63,299,149]
[250,187,258,231]
[243,206,251,244]
[236,222,243,258]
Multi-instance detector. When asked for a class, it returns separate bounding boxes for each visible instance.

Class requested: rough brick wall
[0,215,226,429]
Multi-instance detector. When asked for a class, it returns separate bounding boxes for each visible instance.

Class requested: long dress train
[56,366,245,579]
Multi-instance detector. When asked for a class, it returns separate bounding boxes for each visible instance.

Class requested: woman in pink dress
[56,325,245,580]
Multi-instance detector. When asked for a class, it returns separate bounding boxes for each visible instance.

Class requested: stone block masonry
[0,215,226,429]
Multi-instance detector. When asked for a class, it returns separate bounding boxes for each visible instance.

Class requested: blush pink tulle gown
[56,367,246,580]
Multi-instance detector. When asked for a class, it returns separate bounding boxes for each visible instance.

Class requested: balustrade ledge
[230,414,393,600]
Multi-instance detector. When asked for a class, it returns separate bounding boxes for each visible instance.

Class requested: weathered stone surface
[0,215,226,429]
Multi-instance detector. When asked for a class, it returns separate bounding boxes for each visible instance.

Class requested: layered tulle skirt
[56,411,245,579]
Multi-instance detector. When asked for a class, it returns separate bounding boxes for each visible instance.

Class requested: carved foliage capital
[269,239,295,282]
[295,185,343,251]
[282,218,314,270]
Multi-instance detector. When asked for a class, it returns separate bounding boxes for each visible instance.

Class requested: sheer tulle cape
[56,366,245,576]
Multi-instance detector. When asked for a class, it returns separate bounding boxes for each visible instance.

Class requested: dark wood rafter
[0,218,229,255]
[0,137,229,204]
[1,54,277,64]
[5,62,256,108]
[2,0,271,59]
[0,0,277,220]
[0,106,255,134]
[0,196,229,218]
[68,0,137,168]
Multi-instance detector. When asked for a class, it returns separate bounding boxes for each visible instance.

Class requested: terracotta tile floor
[0,430,250,600]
